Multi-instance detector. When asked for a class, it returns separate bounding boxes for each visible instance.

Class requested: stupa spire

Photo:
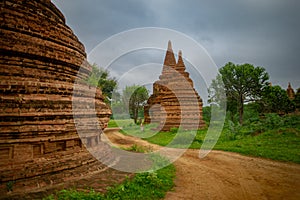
[168,40,172,51]
[163,40,176,67]
[176,50,185,70]
[178,49,182,56]
[144,41,205,131]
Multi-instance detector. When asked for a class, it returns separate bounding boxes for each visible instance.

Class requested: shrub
[264,113,284,129]
[170,127,179,133]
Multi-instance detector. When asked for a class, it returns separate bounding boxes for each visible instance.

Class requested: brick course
[144,41,205,131]
[0,0,116,197]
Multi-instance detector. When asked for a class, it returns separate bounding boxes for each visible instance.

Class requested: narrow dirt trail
[104,129,300,200]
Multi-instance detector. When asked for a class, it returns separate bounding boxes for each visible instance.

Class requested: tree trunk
[134,108,138,124]
[239,95,244,125]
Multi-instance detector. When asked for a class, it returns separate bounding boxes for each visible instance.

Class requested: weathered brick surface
[0,0,118,197]
[144,41,204,131]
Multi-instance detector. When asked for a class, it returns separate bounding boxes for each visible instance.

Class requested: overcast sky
[53,0,300,101]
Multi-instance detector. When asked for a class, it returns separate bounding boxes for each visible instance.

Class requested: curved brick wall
[0,0,113,196]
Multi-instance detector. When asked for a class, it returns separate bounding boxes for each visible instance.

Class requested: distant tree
[260,85,295,114]
[294,88,300,110]
[209,62,269,124]
[122,85,149,124]
[86,64,118,103]
[202,106,211,124]
[208,74,226,106]
[98,73,117,100]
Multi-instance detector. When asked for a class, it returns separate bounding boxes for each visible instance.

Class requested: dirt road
[104,129,300,200]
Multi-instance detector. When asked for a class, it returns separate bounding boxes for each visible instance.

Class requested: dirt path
[104,129,300,200]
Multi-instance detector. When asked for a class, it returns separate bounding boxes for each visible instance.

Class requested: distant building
[287,82,295,100]
[144,41,204,131]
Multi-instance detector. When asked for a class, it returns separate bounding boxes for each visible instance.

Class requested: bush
[264,113,284,129]
[202,106,211,123]
[170,127,179,134]
[223,120,242,140]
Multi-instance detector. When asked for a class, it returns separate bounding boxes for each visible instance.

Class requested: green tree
[86,64,118,103]
[98,73,117,100]
[260,85,295,114]
[294,88,300,110]
[123,85,149,124]
[202,106,211,124]
[209,62,269,124]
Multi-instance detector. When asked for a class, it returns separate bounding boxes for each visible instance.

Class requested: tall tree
[209,62,269,124]
[86,64,118,103]
[123,85,149,124]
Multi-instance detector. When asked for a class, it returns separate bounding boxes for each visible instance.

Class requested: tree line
[86,64,149,124]
[86,62,299,126]
[209,62,299,125]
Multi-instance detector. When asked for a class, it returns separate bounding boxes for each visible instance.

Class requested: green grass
[108,119,159,139]
[214,129,300,163]
[105,162,175,200]
[158,129,299,163]
[108,119,133,128]
[145,131,175,146]
[113,114,300,164]
[44,155,175,200]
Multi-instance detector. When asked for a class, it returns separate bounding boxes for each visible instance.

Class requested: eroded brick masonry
[144,41,204,131]
[0,0,114,196]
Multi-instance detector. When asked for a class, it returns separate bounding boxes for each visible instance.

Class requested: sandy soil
[104,128,300,200]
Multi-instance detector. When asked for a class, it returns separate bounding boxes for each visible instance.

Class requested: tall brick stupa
[144,41,204,131]
[0,0,114,196]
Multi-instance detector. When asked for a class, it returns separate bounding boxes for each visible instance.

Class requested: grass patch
[145,131,175,146]
[121,144,153,153]
[145,128,207,149]
[44,155,175,200]
[109,119,159,139]
[214,129,300,163]
[108,119,134,128]
[105,161,175,200]
[119,114,300,164]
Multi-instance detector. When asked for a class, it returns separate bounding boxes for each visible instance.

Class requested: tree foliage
[209,62,269,124]
[260,85,295,114]
[86,64,117,103]
[294,88,300,110]
[98,72,117,100]
[122,85,149,124]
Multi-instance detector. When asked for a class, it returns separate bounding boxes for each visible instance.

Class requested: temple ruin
[287,82,295,100]
[144,41,204,131]
[0,0,118,197]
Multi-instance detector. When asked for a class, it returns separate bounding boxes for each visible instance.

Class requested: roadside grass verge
[214,129,300,163]
[112,114,300,164]
[44,151,175,200]
[108,119,133,128]
[105,156,175,200]
[145,127,300,163]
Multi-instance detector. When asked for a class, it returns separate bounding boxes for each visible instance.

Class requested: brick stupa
[144,41,204,131]
[0,0,115,196]
[287,82,295,100]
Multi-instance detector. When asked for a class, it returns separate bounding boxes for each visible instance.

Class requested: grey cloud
[52,0,300,92]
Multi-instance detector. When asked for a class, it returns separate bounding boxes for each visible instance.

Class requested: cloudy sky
[53,0,300,102]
